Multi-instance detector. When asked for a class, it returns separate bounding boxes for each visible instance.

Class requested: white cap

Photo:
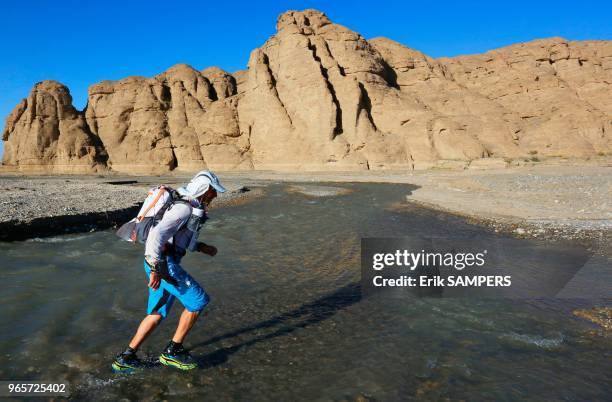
[178,170,226,198]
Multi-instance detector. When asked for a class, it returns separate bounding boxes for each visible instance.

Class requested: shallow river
[0,183,610,401]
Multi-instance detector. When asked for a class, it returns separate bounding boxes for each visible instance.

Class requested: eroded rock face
[85,64,251,174]
[2,9,611,173]
[238,9,406,170]
[438,38,612,158]
[2,81,106,173]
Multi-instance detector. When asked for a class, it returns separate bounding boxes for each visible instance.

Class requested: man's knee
[147,312,163,324]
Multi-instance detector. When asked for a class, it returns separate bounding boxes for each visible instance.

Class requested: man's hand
[198,242,218,256]
[148,271,161,290]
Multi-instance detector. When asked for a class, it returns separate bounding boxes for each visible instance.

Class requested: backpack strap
[137,186,167,222]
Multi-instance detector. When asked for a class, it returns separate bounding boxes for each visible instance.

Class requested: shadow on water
[193,282,361,368]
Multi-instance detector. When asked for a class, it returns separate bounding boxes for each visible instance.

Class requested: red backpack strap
[137,186,166,222]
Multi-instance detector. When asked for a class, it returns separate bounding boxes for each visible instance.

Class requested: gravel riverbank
[0,176,262,241]
[0,163,610,243]
[220,164,612,244]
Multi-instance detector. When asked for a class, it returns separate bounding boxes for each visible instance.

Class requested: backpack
[116,185,189,244]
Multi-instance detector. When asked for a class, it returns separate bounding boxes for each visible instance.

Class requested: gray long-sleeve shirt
[144,200,200,262]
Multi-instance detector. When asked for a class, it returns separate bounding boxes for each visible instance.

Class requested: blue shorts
[144,255,209,318]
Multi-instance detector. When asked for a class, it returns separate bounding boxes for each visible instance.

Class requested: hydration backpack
[116,185,189,244]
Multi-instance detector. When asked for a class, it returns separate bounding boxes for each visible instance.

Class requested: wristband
[145,255,160,272]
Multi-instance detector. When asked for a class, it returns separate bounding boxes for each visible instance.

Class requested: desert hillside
[2,9,611,173]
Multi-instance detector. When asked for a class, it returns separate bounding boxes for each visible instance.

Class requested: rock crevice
[307,39,343,138]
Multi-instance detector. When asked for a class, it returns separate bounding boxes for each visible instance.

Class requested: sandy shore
[1,163,610,242]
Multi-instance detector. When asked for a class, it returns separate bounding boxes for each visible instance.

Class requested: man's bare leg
[172,309,200,343]
[128,313,162,350]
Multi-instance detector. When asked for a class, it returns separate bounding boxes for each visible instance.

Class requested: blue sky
[1,0,611,158]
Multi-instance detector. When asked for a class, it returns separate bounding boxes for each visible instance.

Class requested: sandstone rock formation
[2,81,107,173]
[84,64,250,174]
[2,9,611,173]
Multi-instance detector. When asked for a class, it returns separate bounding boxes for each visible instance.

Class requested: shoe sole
[111,361,136,373]
[159,354,198,370]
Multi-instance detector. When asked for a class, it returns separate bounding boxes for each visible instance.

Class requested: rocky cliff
[3,9,611,173]
[2,81,107,173]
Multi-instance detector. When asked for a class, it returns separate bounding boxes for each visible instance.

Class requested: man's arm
[144,204,190,289]
[145,204,191,262]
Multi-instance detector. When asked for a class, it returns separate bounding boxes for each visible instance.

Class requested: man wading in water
[112,171,226,372]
